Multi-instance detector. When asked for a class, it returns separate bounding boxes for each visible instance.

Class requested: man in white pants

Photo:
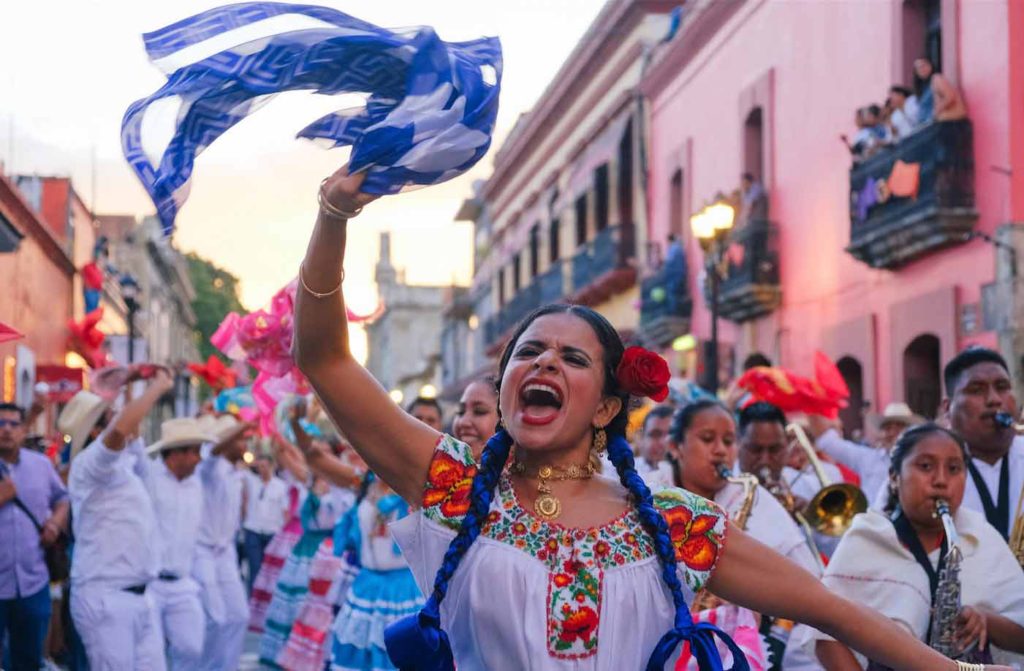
[193,414,251,671]
[65,372,174,670]
[143,418,212,669]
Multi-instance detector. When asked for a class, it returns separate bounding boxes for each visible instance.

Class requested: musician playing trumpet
[797,424,1024,670]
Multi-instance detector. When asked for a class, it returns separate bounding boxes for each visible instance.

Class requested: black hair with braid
[386,304,740,670]
[882,423,968,514]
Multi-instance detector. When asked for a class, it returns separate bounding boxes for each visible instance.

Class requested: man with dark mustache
[943,347,1024,540]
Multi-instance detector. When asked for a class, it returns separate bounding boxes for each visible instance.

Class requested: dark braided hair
[883,423,968,514]
[386,304,744,670]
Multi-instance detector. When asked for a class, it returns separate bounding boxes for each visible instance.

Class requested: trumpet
[786,423,868,536]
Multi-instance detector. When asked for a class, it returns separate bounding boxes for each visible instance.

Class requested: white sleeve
[816,429,867,475]
[70,436,124,487]
[390,512,454,598]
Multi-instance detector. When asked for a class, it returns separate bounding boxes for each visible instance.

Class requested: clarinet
[928,499,963,658]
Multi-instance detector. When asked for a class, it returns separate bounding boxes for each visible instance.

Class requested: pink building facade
[640,0,1024,429]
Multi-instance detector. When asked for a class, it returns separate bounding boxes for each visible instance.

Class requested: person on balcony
[887,85,921,140]
[913,57,967,124]
[663,233,687,317]
[841,106,889,161]
[739,172,768,226]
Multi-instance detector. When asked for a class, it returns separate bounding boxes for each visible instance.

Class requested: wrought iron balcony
[569,224,637,305]
[638,262,692,348]
[847,119,977,269]
[704,219,781,322]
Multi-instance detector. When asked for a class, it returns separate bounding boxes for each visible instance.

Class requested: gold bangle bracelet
[318,179,363,219]
[299,264,344,299]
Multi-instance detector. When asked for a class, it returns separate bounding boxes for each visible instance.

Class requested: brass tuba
[786,423,868,536]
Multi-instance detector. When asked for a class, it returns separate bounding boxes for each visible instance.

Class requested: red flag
[187,355,237,391]
[813,351,850,402]
[68,309,108,369]
[737,365,847,419]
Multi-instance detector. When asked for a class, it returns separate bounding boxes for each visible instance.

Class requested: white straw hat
[57,391,110,460]
[146,418,217,455]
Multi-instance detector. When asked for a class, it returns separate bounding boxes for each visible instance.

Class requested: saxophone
[691,464,758,612]
[928,499,964,658]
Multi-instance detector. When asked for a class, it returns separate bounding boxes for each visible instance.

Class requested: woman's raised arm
[293,167,439,503]
[707,524,1006,671]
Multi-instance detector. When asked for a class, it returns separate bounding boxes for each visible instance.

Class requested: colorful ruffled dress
[260,487,353,667]
[331,487,423,671]
[249,484,305,633]
[276,534,344,670]
[389,435,730,669]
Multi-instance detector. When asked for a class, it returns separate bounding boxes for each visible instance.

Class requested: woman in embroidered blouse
[294,167,1011,671]
[800,424,1024,670]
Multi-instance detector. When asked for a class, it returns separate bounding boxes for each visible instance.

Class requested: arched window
[836,356,865,439]
[903,334,941,419]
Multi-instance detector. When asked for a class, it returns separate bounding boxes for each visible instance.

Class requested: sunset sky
[0,0,603,359]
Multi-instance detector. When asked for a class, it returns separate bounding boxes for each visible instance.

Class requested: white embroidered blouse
[390,435,730,670]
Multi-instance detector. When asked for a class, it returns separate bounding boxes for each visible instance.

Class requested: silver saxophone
[927,498,973,659]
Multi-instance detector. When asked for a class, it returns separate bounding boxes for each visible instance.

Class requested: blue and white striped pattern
[122,2,502,235]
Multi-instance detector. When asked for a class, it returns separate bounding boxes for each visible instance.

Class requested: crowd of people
[1,165,1023,671]
[842,57,968,161]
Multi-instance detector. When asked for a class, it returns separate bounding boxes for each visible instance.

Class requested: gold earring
[592,426,607,454]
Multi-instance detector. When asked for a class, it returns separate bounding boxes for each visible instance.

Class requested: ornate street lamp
[119,274,141,364]
[690,195,735,392]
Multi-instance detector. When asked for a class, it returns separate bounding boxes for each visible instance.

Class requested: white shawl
[794,507,1024,668]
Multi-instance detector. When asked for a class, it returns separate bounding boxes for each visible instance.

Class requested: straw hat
[204,414,250,446]
[877,402,923,429]
[146,418,217,456]
[57,391,110,460]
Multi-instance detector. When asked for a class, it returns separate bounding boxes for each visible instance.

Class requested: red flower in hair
[615,347,670,401]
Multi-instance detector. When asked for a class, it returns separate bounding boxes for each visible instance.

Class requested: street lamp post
[119,274,141,364]
[690,198,736,393]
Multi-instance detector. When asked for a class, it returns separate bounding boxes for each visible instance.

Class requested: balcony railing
[847,119,977,269]
[638,261,692,348]
[572,225,622,293]
[705,219,781,322]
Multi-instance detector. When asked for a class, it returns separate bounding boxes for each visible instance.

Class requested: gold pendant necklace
[511,461,595,521]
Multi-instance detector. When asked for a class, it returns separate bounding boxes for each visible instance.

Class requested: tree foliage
[186,252,244,361]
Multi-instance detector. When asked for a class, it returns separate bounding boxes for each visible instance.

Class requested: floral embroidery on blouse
[421,435,478,527]
[419,435,727,659]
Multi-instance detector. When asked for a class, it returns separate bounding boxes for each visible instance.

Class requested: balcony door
[837,356,866,439]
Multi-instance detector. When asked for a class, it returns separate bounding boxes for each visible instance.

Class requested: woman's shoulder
[649,487,727,588]
[651,486,725,517]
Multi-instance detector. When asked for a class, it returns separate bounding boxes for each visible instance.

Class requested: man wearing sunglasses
[0,402,69,671]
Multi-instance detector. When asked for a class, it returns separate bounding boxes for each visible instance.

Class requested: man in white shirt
[142,418,212,670]
[943,347,1024,541]
[809,402,918,509]
[887,85,921,139]
[64,372,174,670]
[634,405,675,489]
[193,414,251,671]
[734,402,824,671]
[241,454,288,593]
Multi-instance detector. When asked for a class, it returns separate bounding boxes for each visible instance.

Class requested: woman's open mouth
[518,380,564,426]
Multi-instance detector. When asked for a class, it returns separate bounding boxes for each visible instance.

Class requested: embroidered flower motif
[558,606,599,644]
[594,540,611,558]
[512,522,528,536]
[422,450,477,520]
[553,573,572,588]
[662,504,720,571]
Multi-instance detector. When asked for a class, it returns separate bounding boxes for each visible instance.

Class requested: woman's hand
[321,165,380,217]
[955,605,988,653]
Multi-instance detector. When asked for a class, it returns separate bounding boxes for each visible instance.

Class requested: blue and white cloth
[122,2,503,235]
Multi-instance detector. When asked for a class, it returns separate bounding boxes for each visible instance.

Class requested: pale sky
[0,0,603,360]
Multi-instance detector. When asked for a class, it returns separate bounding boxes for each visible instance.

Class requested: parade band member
[801,424,1024,669]
[671,399,823,671]
[66,373,174,670]
[193,414,251,671]
[942,348,1024,541]
[810,402,919,508]
[142,418,211,669]
[292,166,1010,671]
[0,402,69,671]
[637,404,676,489]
